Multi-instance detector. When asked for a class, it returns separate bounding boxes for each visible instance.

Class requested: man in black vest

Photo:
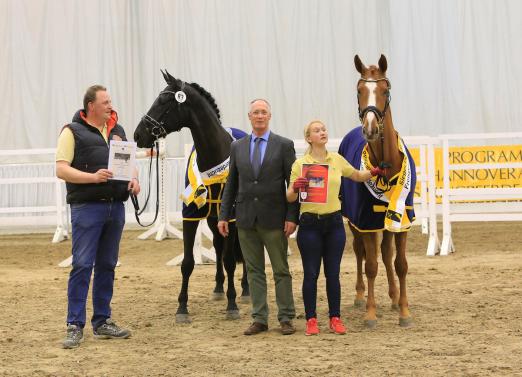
[56,85,140,349]
[218,99,299,336]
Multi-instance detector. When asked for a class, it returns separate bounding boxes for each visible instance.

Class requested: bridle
[131,81,188,227]
[357,77,391,131]
[140,81,187,139]
[357,77,392,191]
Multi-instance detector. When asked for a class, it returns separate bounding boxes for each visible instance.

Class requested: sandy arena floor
[1,222,521,377]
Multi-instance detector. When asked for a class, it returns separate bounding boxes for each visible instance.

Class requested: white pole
[426,140,440,256]
[137,139,183,241]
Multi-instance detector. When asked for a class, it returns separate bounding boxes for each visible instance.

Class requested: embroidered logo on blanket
[181,127,237,209]
[360,136,413,232]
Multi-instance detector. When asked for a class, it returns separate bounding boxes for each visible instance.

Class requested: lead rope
[130,140,161,227]
[368,126,392,195]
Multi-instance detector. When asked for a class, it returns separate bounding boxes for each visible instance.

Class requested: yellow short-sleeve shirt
[289,152,355,215]
[55,125,108,163]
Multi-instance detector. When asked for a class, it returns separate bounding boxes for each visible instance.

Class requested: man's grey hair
[248,98,271,113]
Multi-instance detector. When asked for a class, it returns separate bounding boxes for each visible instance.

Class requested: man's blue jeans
[296,211,346,320]
[67,201,125,329]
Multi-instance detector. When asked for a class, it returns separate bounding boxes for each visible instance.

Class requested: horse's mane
[189,82,221,121]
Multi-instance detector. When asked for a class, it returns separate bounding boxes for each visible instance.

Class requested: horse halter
[141,81,187,141]
[132,82,187,227]
[357,77,392,134]
[357,77,393,191]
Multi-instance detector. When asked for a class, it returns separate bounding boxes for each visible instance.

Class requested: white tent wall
[1,0,521,157]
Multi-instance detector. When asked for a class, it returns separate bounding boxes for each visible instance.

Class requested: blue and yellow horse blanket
[182,127,247,220]
[338,127,416,232]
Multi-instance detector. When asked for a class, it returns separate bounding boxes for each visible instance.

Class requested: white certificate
[108,140,137,181]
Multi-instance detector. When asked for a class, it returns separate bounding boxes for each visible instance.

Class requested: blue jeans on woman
[296,211,346,320]
[67,201,125,330]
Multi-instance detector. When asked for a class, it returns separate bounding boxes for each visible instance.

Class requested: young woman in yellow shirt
[287,120,383,336]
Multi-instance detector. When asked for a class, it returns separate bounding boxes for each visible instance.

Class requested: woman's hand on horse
[92,169,113,183]
[218,220,229,237]
[292,177,309,193]
[370,166,386,177]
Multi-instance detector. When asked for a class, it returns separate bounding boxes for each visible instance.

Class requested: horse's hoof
[175,313,192,324]
[226,309,240,320]
[240,295,251,304]
[365,319,377,329]
[354,298,366,308]
[391,303,400,311]
[399,317,413,328]
[212,292,225,301]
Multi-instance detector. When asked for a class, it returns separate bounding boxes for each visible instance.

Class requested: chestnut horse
[339,55,415,328]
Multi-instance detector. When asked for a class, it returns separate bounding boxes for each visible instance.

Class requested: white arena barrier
[0,148,68,243]
[4,132,520,261]
[438,132,522,255]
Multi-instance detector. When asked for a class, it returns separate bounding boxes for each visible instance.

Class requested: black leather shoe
[243,322,268,335]
[280,321,296,335]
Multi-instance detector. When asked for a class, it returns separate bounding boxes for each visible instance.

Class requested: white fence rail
[2,132,521,258]
[438,132,522,255]
[0,148,68,243]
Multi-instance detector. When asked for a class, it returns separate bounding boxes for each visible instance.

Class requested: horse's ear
[164,70,177,85]
[378,54,387,74]
[354,55,365,74]
[161,69,170,84]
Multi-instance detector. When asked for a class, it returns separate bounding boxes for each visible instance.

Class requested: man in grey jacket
[218,99,298,335]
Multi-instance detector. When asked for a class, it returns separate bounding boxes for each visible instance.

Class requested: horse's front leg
[361,232,380,328]
[394,232,412,327]
[176,220,198,323]
[207,217,240,320]
[381,230,399,309]
[349,224,366,308]
[207,217,225,300]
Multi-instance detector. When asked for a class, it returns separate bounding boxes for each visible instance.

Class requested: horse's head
[355,54,391,142]
[134,71,193,148]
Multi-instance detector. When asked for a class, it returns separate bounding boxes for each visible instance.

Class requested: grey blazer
[219,131,299,230]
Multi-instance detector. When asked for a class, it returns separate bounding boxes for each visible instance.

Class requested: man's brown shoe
[280,321,296,335]
[243,322,268,335]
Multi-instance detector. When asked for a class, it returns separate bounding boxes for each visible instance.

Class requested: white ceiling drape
[1,0,521,157]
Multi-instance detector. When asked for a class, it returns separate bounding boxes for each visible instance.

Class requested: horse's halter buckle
[141,81,187,141]
[357,77,392,134]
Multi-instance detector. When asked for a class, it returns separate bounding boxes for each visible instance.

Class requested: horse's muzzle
[134,123,154,148]
[362,123,379,141]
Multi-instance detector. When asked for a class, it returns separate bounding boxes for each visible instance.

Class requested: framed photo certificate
[299,163,329,204]
[107,140,137,181]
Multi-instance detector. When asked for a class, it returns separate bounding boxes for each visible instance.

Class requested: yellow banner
[409,145,522,197]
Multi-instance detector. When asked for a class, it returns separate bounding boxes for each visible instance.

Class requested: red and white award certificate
[299,163,329,204]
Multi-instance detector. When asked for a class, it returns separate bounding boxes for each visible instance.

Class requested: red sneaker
[329,317,346,335]
[305,318,320,336]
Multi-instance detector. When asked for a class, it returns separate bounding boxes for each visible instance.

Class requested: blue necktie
[252,137,262,178]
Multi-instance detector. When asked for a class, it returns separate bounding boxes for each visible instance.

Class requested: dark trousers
[296,211,346,320]
[67,201,125,329]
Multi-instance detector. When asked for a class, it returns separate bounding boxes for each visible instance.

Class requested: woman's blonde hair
[303,120,326,155]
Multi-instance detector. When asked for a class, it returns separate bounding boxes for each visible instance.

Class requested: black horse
[134,71,249,323]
